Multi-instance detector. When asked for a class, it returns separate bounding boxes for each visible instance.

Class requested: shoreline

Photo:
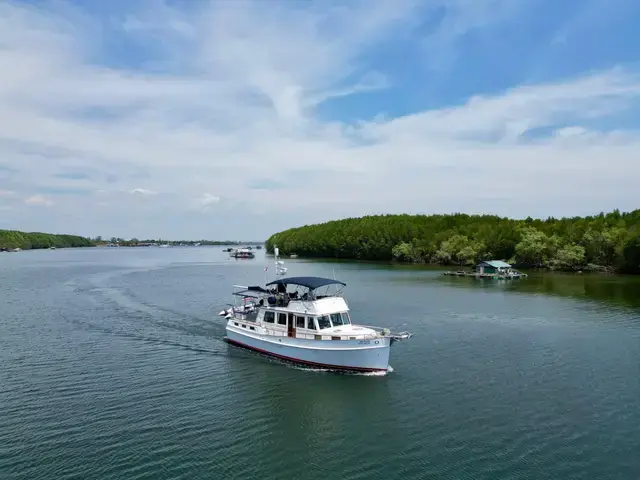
[265,210,640,275]
[266,253,626,276]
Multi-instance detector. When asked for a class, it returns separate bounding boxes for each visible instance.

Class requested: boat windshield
[335,312,351,325]
[318,312,351,328]
[317,315,332,329]
[330,313,344,326]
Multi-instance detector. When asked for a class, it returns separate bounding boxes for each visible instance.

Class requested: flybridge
[231,278,344,303]
[266,276,346,290]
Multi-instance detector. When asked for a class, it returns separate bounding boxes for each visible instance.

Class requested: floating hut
[476,260,512,275]
[444,260,527,280]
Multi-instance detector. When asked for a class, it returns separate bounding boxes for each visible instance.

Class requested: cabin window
[296,316,306,329]
[330,313,344,326]
[341,312,351,324]
[317,315,332,330]
[277,313,287,326]
[263,311,275,323]
[307,317,316,330]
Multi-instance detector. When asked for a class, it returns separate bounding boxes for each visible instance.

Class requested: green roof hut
[476,260,512,275]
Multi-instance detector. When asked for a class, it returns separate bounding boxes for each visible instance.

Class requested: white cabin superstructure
[221,273,411,373]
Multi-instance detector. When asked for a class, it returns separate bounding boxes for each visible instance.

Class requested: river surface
[1,247,639,480]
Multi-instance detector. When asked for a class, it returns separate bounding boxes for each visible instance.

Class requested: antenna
[273,244,287,279]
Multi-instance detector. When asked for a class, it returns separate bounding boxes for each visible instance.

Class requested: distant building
[476,260,512,274]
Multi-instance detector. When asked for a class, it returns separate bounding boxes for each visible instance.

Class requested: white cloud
[192,193,221,212]
[0,1,638,239]
[130,188,158,196]
[24,195,53,207]
[365,68,640,144]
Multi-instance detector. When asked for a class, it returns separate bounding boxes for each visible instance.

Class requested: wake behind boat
[219,248,412,373]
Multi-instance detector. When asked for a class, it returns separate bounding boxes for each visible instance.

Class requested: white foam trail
[289,364,391,376]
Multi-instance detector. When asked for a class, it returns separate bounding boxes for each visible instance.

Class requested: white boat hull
[225,324,390,372]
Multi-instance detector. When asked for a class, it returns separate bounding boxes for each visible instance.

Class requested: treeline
[93,236,262,246]
[265,209,640,274]
[0,229,94,250]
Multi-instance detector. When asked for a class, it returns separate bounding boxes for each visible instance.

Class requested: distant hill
[265,209,640,274]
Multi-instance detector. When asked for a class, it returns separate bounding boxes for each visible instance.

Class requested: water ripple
[2,249,640,480]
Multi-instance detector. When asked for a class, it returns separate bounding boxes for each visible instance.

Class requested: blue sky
[0,0,639,239]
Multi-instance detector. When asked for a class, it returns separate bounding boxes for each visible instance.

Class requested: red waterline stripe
[225,337,387,373]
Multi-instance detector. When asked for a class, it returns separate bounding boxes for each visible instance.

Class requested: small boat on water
[230,248,255,259]
[219,247,411,372]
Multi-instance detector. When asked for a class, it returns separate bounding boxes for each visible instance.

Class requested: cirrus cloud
[0,0,639,239]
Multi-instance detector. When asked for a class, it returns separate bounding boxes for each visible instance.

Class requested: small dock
[443,271,528,280]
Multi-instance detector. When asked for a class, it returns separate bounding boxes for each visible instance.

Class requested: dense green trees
[0,230,94,250]
[265,210,640,274]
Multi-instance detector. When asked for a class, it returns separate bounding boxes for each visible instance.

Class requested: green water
[1,248,639,479]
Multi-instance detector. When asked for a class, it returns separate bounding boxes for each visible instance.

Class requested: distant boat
[159,244,169,248]
[49,246,56,250]
[289,253,298,258]
[230,248,255,259]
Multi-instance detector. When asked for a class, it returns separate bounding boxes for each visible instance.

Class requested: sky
[0,0,639,240]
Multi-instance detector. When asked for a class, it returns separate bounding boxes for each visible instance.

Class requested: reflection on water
[435,270,640,309]
[304,255,640,308]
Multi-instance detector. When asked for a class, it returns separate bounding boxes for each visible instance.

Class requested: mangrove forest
[0,229,94,250]
[265,209,640,274]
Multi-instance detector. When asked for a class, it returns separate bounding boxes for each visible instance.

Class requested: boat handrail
[357,324,413,340]
[256,327,378,341]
